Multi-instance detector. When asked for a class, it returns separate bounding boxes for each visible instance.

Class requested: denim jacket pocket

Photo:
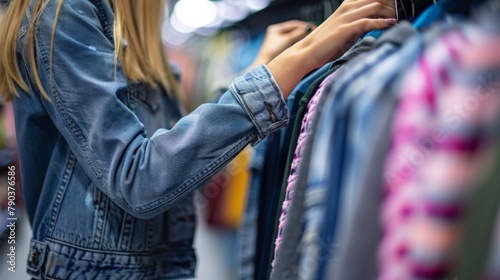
[127,83,160,113]
[166,194,196,246]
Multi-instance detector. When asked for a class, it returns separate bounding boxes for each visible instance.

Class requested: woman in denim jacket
[0,0,395,278]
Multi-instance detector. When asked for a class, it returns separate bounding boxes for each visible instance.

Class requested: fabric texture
[379,22,500,280]
[269,35,377,280]
[272,72,333,265]
[297,24,417,280]
[253,64,333,280]
[329,22,421,280]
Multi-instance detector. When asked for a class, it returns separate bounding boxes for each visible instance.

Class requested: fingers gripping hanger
[360,0,408,39]
[401,0,416,18]
[395,0,412,19]
[395,0,399,21]
[398,0,437,20]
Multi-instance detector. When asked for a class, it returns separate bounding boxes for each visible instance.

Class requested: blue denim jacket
[13,0,288,278]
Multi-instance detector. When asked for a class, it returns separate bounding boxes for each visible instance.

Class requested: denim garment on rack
[329,23,423,280]
[256,63,333,280]
[274,63,331,252]
[339,22,420,239]
[253,64,331,280]
[269,74,336,280]
[238,137,268,280]
[280,62,333,167]
[273,72,336,269]
[298,40,396,280]
[270,35,377,280]
[297,22,418,280]
[263,69,336,280]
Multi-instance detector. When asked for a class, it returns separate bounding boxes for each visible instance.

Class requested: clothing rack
[228,0,439,37]
[229,1,500,280]
[398,0,435,19]
[229,0,342,36]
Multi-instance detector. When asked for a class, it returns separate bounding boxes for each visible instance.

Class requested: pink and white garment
[379,26,500,280]
[272,72,336,267]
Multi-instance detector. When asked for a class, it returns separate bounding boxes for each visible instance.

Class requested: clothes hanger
[229,0,342,37]
[412,0,446,29]
[361,0,435,40]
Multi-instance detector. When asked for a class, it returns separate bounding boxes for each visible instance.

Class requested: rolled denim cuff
[230,65,289,145]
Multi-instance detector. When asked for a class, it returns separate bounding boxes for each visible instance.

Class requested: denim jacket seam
[132,132,257,213]
[145,221,152,251]
[44,237,195,255]
[147,219,155,251]
[230,84,265,135]
[36,23,108,194]
[89,0,114,41]
[229,66,288,138]
[97,195,110,249]
[17,25,28,44]
[46,153,76,237]
[117,212,134,251]
[125,216,135,250]
[90,186,108,248]
[17,8,31,44]
[128,87,138,111]
[135,132,255,212]
[231,85,289,137]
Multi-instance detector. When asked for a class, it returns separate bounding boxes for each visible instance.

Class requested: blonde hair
[0,0,179,101]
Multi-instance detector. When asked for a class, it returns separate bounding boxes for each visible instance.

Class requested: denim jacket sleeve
[32,1,288,219]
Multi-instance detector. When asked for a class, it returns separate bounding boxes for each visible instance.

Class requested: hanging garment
[296,22,418,280]
[451,5,500,278]
[253,62,332,280]
[270,36,377,280]
[476,132,500,279]
[255,131,283,280]
[259,65,334,280]
[238,137,268,280]
[273,72,334,264]
[328,22,423,280]
[379,19,500,280]
[456,134,500,280]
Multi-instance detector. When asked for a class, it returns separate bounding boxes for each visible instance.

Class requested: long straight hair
[0,0,179,101]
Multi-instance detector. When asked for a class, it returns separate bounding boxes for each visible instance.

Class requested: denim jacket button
[30,252,38,266]
[263,101,276,123]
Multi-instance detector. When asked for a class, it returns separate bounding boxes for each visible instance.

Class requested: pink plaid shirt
[272,73,336,267]
[379,26,500,280]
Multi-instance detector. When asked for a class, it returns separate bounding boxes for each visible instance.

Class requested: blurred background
[164,0,339,110]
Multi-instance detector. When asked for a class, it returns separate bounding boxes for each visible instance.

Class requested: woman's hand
[249,20,316,68]
[267,0,396,99]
